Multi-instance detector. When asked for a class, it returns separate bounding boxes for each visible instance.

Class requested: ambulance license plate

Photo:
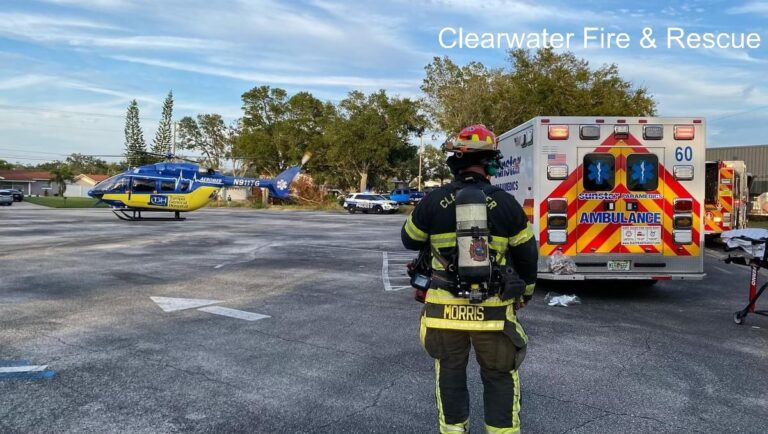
[607,260,631,271]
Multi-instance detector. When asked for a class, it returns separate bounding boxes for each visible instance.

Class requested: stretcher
[722,229,768,325]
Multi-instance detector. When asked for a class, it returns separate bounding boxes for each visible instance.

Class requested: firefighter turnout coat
[402,171,538,434]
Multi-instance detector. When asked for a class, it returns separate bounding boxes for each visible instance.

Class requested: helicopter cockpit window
[179,180,191,191]
[132,177,156,193]
[160,180,176,192]
[100,177,128,192]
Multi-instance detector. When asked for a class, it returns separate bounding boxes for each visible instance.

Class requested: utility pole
[418,130,424,192]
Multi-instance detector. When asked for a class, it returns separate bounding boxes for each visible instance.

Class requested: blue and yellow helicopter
[89,153,309,221]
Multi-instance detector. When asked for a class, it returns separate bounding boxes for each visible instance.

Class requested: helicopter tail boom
[223,165,302,199]
[268,165,302,198]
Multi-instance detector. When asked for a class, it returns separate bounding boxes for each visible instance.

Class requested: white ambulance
[491,116,706,281]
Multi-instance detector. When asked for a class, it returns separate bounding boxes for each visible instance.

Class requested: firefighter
[402,124,538,434]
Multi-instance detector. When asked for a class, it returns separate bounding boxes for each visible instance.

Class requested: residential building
[0,170,57,195]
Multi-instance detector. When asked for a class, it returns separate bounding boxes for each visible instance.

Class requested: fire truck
[704,160,749,237]
[491,116,705,281]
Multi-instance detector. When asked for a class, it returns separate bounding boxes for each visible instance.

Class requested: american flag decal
[548,153,566,164]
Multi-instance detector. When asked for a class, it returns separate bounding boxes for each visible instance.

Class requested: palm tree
[50,163,75,197]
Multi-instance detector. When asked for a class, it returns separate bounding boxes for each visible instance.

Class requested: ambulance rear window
[627,154,659,192]
[583,153,615,191]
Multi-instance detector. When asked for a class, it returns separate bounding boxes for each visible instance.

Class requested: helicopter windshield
[94,175,128,193]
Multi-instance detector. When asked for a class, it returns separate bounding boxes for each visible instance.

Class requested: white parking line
[197,306,270,321]
[0,365,48,373]
[705,249,728,260]
[383,252,393,291]
[389,286,412,291]
[713,265,732,274]
[384,252,415,292]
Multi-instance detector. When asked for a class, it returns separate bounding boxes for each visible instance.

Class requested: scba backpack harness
[408,180,526,303]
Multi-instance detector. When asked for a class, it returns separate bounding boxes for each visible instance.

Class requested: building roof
[0,170,52,182]
[74,174,110,185]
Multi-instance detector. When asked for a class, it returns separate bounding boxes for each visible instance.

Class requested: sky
[0,0,766,164]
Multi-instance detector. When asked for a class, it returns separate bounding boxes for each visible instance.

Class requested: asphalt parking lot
[1,207,767,433]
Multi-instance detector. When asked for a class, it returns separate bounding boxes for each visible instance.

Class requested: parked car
[343,193,400,214]
[409,191,426,204]
[9,189,23,202]
[389,189,411,204]
[0,190,14,206]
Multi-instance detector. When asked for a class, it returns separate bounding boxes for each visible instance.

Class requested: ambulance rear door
[576,147,666,267]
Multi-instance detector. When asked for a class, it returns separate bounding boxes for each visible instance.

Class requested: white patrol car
[343,193,400,214]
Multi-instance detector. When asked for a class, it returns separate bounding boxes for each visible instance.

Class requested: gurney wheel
[733,311,745,325]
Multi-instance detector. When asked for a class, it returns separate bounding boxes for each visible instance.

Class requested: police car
[343,193,400,214]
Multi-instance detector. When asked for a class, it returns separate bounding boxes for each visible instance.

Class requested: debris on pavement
[544,292,582,307]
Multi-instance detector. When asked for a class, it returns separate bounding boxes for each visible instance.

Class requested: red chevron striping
[581,222,617,253]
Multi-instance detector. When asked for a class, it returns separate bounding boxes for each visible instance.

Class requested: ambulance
[704,160,749,236]
[491,116,706,281]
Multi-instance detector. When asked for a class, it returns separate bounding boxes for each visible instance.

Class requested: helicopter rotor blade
[139,151,200,164]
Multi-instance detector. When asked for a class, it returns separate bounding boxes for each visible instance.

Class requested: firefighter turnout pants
[420,290,528,434]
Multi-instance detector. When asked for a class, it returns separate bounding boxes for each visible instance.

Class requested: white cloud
[71,35,235,50]
[703,49,768,64]
[0,74,55,90]
[61,81,159,104]
[0,12,231,51]
[111,55,420,89]
[417,0,600,22]
[38,0,133,7]
[727,1,768,15]
[582,52,767,121]
[0,12,119,31]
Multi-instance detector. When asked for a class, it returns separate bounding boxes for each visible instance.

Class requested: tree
[422,57,510,135]
[235,86,333,176]
[325,90,428,192]
[124,99,148,167]
[49,163,74,197]
[65,153,109,175]
[177,114,230,170]
[422,48,656,135]
[0,159,15,170]
[152,91,174,158]
[507,48,656,118]
[421,144,451,185]
[33,161,60,171]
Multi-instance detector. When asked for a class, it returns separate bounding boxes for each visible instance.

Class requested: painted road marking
[384,251,415,292]
[197,306,270,321]
[382,252,392,291]
[713,265,732,274]
[151,297,270,322]
[0,360,55,380]
[705,249,728,260]
[151,296,222,312]
[0,365,48,373]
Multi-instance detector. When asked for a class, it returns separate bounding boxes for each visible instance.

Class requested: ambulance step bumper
[537,272,706,281]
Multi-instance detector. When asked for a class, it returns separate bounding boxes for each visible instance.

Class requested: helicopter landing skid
[112,208,185,221]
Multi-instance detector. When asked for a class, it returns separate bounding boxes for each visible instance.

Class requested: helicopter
[88,153,310,221]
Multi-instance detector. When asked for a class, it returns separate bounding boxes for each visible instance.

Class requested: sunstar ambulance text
[438,27,762,50]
